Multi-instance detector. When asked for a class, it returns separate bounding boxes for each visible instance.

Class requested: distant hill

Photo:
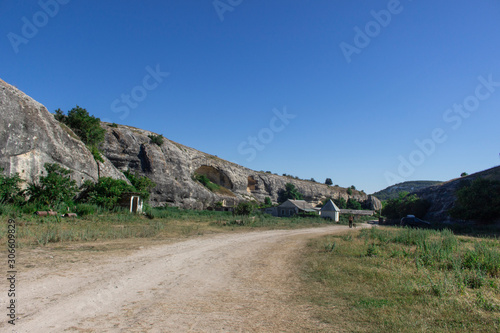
[413,166,500,223]
[372,181,443,201]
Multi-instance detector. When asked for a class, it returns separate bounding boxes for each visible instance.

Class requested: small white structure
[119,192,144,213]
[320,199,340,222]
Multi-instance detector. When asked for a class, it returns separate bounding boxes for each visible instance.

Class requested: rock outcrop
[0,78,380,210]
[0,79,127,187]
[101,123,381,209]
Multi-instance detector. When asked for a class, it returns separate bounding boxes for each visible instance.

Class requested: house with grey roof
[320,199,340,222]
[277,199,319,217]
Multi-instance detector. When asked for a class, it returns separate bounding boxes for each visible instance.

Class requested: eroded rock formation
[101,123,381,209]
[0,79,127,187]
[1,78,381,210]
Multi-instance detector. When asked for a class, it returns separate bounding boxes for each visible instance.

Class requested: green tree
[347,188,353,195]
[123,170,156,201]
[54,108,65,122]
[55,106,106,162]
[0,168,24,204]
[64,106,106,147]
[278,183,304,203]
[325,178,333,186]
[80,177,136,209]
[234,202,254,215]
[264,197,272,206]
[449,178,500,222]
[347,198,362,210]
[461,172,469,177]
[382,192,430,219]
[334,197,347,209]
[27,163,78,206]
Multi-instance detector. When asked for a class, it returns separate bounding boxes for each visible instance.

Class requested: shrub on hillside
[148,134,164,146]
[123,170,156,201]
[54,106,106,162]
[278,183,304,203]
[59,106,105,147]
[449,178,500,222]
[194,174,220,192]
[347,198,362,210]
[334,197,347,209]
[382,192,430,219]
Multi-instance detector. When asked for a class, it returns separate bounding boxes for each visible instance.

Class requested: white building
[320,199,340,222]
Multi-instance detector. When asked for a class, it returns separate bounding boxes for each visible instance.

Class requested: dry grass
[299,227,500,332]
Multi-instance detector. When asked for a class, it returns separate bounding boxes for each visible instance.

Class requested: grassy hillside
[373,181,443,201]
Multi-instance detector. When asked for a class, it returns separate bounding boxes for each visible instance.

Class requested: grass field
[300,226,500,332]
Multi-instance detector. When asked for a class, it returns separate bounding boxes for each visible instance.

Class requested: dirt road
[3,225,355,332]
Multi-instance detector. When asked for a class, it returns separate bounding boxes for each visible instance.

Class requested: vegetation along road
[2,224,360,332]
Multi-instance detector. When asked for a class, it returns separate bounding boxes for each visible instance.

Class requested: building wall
[278,207,296,217]
[320,210,339,222]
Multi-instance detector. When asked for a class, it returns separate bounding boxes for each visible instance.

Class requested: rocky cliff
[0,78,381,210]
[101,123,381,210]
[413,166,500,223]
[0,79,127,187]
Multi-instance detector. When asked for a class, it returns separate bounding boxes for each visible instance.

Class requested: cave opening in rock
[194,165,233,190]
[247,175,259,193]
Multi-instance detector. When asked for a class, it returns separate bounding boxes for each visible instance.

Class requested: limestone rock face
[0,79,127,186]
[0,77,380,209]
[101,124,381,209]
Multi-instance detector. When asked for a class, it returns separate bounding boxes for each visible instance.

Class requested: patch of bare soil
[2,225,354,332]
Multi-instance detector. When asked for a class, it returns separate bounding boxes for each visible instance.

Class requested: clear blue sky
[1,0,499,194]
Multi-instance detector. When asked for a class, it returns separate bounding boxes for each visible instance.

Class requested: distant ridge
[372,181,443,201]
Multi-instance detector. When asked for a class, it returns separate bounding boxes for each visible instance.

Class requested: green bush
[0,168,24,203]
[80,177,136,209]
[382,192,430,219]
[449,178,500,222]
[278,183,304,203]
[347,198,362,210]
[123,170,156,201]
[234,202,254,215]
[148,134,164,146]
[90,144,104,162]
[334,197,347,209]
[54,106,106,162]
[61,106,105,147]
[26,163,78,207]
